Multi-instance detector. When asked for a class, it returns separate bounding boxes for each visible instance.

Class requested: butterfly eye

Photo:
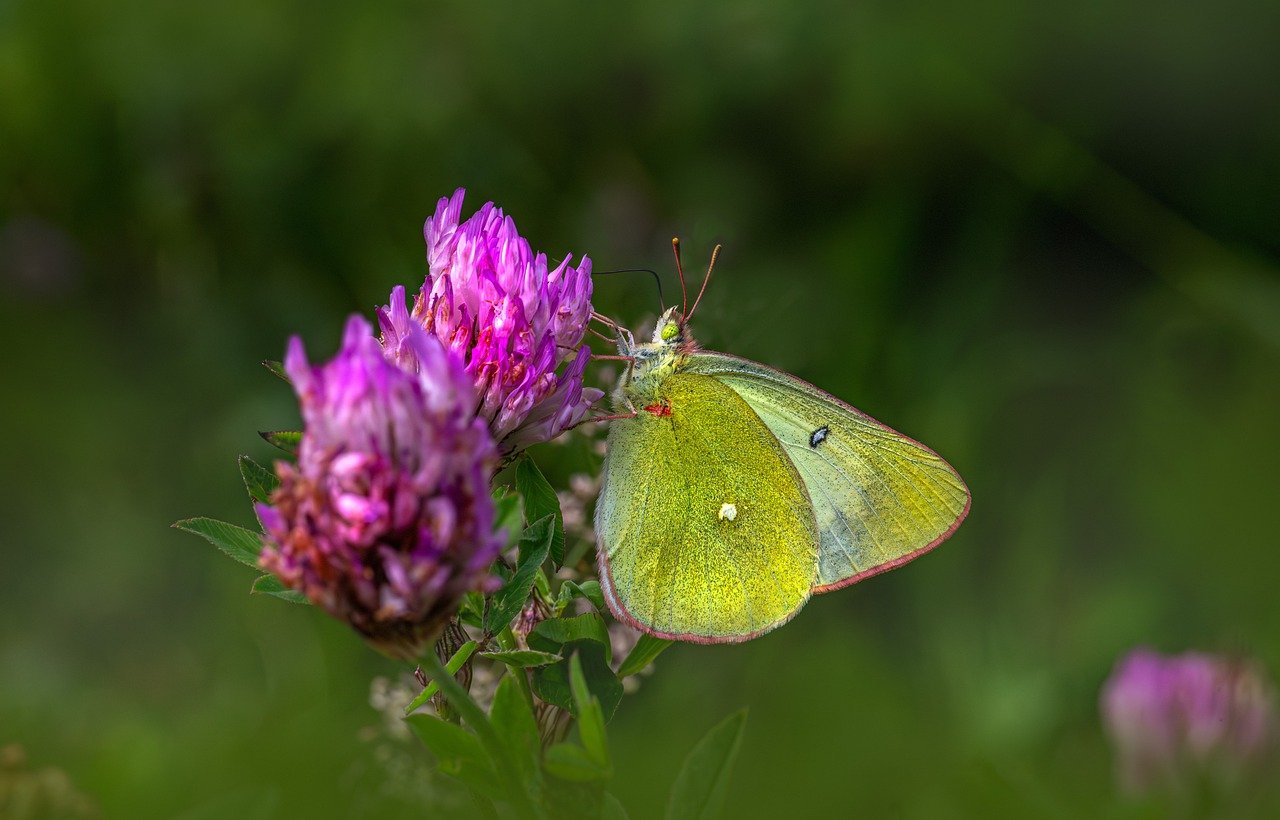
[660,322,679,341]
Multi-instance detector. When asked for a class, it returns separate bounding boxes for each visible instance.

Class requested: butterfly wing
[595,371,818,643]
[683,352,969,592]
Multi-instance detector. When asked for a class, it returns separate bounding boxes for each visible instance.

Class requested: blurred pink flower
[1101,648,1278,794]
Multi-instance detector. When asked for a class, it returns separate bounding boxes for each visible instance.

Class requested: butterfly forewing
[683,352,970,591]
[595,372,818,642]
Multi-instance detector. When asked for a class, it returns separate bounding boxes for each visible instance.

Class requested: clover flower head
[257,315,502,660]
[378,189,602,457]
[1101,648,1278,794]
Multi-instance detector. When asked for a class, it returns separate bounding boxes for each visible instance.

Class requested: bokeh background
[3,1,1279,817]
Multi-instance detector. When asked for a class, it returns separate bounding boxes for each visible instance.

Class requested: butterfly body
[596,308,969,644]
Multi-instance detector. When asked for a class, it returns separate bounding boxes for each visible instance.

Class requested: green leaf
[531,643,623,722]
[490,675,541,791]
[458,591,486,629]
[617,634,674,678]
[479,650,563,668]
[528,614,612,664]
[492,488,523,548]
[515,457,565,566]
[569,654,609,769]
[250,574,308,604]
[484,516,554,635]
[544,775,605,820]
[533,568,552,599]
[665,711,748,820]
[543,742,610,783]
[238,455,279,504]
[261,359,289,382]
[405,714,501,797]
[406,712,485,759]
[557,580,605,613]
[173,517,262,570]
[259,430,301,454]
[404,640,479,715]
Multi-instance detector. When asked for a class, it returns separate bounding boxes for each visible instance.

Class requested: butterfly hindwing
[595,371,818,642]
[683,352,970,591]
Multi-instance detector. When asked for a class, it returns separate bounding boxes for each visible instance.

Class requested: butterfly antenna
[593,267,665,311]
[686,243,721,323]
[672,237,688,319]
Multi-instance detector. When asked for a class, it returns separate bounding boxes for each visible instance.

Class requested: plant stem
[419,649,546,820]
[404,640,478,715]
[498,625,538,709]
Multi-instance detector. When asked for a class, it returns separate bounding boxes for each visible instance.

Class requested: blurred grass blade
[665,710,747,820]
[514,457,565,566]
[172,517,262,570]
[617,634,673,678]
[602,793,631,820]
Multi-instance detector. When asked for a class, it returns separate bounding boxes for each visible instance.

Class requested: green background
[3,1,1278,817]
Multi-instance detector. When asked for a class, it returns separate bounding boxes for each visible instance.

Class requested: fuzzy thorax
[612,307,697,410]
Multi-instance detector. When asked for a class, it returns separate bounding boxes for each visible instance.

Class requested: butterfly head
[610,240,717,407]
[651,306,689,349]
[610,307,694,407]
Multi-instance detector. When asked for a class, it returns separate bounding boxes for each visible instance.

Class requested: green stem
[498,625,538,709]
[403,640,478,715]
[419,649,545,820]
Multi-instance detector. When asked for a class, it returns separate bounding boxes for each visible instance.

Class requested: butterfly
[592,242,970,643]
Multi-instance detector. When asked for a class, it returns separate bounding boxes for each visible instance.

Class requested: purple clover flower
[378,189,602,459]
[257,315,502,660]
[1101,648,1278,794]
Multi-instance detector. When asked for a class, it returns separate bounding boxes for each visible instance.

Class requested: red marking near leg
[643,401,672,417]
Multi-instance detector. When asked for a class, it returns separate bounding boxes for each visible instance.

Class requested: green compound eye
[661,322,680,341]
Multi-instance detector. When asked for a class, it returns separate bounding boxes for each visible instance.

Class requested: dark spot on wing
[809,425,830,448]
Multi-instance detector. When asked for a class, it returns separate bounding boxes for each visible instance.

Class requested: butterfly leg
[566,410,638,430]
